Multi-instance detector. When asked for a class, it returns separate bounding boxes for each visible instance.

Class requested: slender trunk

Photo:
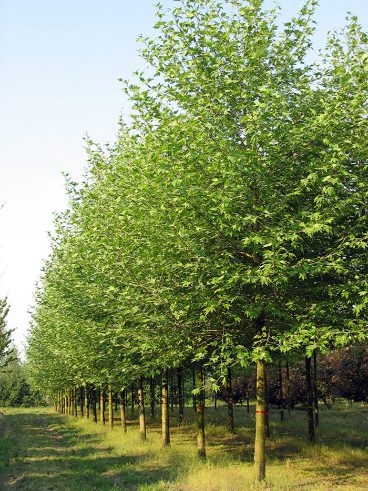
[92,387,98,423]
[149,377,155,419]
[131,383,135,416]
[80,386,84,417]
[137,377,146,440]
[178,367,184,425]
[278,358,284,421]
[214,394,217,410]
[226,367,235,433]
[85,385,90,419]
[246,387,250,414]
[305,356,315,443]
[265,372,270,439]
[192,365,197,411]
[286,358,291,413]
[313,350,319,429]
[162,369,170,447]
[108,385,114,429]
[170,372,174,413]
[195,363,206,459]
[75,387,78,417]
[100,387,105,425]
[120,389,127,432]
[254,359,266,482]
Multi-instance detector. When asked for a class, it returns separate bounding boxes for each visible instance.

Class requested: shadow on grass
[0,411,175,490]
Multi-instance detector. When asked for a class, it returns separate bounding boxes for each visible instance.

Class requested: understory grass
[0,402,367,490]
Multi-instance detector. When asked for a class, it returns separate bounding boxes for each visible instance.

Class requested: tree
[0,297,14,369]
[26,0,368,484]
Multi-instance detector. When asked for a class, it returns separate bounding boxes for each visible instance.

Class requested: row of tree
[26,0,368,481]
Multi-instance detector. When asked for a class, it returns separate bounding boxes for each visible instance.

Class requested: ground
[0,403,367,490]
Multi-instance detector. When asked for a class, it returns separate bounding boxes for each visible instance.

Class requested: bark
[85,385,90,419]
[313,350,319,428]
[137,377,146,440]
[74,387,78,417]
[246,388,250,414]
[80,386,84,417]
[195,363,206,459]
[108,384,114,429]
[149,377,155,419]
[254,359,266,482]
[225,367,235,433]
[278,358,284,421]
[100,387,106,425]
[92,387,98,423]
[67,393,70,415]
[192,364,197,411]
[131,383,135,415]
[305,356,316,443]
[265,373,270,439]
[170,372,174,412]
[120,389,127,432]
[286,357,291,414]
[161,369,170,447]
[178,367,184,425]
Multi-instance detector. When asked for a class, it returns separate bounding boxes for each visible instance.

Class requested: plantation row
[26,0,368,482]
[54,357,319,444]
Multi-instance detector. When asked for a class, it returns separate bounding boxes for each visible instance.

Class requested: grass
[0,402,367,490]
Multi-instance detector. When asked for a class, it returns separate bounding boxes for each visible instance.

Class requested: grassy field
[0,402,367,490]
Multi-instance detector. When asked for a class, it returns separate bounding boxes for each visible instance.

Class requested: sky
[0,0,367,356]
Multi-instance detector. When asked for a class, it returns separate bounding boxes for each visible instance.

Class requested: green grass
[0,402,367,490]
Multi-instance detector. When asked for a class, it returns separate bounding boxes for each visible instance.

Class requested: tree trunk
[100,387,105,425]
[85,385,90,419]
[75,387,78,417]
[131,383,135,416]
[195,363,206,459]
[170,372,174,412]
[178,367,184,425]
[246,387,250,414]
[192,364,197,411]
[120,389,127,432]
[108,384,114,429]
[161,369,170,447]
[254,359,266,482]
[92,387,98,423]
[265,372,270,439]
[137,377,146,440]
[313,350,319,428]
[80,386,84,417]
[149,377,155,419]
[286,357,291,414]
[305,356,315,443]
[226,367,235,433]
[278,358,284,421]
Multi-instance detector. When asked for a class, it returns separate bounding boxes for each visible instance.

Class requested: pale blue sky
[0,0,367,354]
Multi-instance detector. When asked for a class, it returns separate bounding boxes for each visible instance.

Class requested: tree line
[26,0,368,481]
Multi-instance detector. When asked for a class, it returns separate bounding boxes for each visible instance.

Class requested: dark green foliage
[0,355,45,407]
[0,298,14,369]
